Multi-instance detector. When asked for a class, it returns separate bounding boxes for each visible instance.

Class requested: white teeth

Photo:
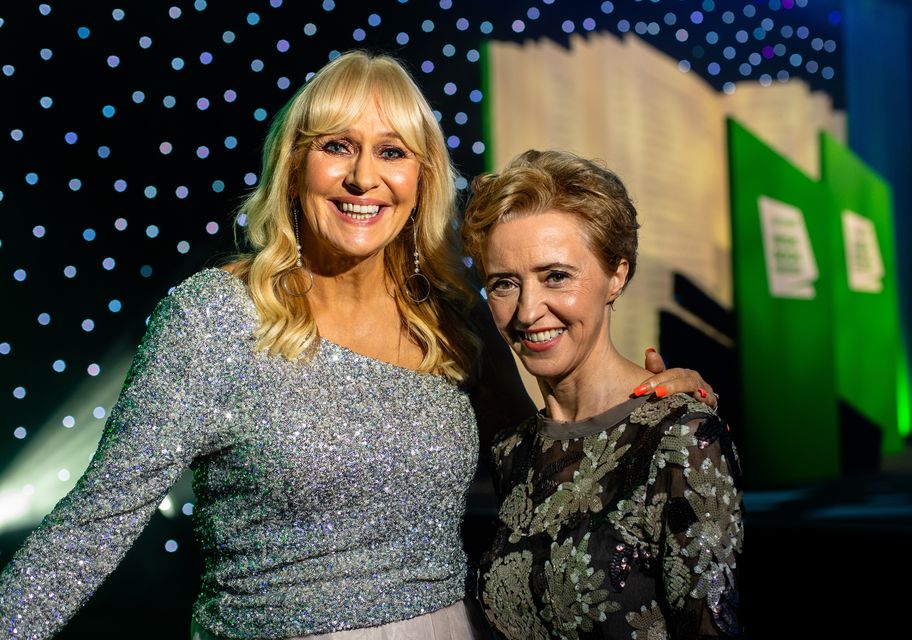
[522,328,565,343]
[339,202,381,216]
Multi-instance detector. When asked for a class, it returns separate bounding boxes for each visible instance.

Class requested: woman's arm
[0,288,222,638]
[655,411,743,638]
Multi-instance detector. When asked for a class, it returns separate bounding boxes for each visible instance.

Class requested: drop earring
[279,202,314,297]
[404,213,430,304]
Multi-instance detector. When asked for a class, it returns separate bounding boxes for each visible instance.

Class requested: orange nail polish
[633,384,649,396]
[655,385,668,398]
[698,388,707,398]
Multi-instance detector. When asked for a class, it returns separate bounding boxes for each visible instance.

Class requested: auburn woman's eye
[487,278,517,295]
[545,271,571,285]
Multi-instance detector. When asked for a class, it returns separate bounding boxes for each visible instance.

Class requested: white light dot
[102,257,116,270]
[87,363,101,376]
[82,319,95,332]
[63,415,76,428]
[14,427,27,439]
[13,269,27,282]
[182,502,194,516]
[0,343,9,355]
[206,221,219,235]
[165,539,179,552]
[37,313,51,325]
[53,359,66,372]
[176,186,189,199]
[93,406,106,419]
[115,217,128,231]
[33,225,46,238]
[13,386,26,399]
[58,469,71,481]
[64,265,77,278]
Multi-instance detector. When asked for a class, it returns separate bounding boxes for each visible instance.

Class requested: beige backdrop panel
[486,32,845,407]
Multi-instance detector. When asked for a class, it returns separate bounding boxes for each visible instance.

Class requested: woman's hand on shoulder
[631,348,718,410]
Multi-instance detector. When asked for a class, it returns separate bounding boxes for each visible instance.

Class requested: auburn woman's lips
[518,328,565,352]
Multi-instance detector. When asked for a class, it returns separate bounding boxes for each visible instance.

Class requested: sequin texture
[0,269,479,639]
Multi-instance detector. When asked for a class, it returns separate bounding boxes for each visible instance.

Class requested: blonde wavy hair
[462,149,639,290]
[231,51,480,382]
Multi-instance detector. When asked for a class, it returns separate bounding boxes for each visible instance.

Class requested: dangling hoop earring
[279,202,314,297]
[404,213,431,304]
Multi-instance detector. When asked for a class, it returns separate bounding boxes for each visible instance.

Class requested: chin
[518,356,567,383]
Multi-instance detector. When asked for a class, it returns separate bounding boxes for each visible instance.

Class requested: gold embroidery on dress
[482,551,550,640]
[541,533,621,639]
[529,427,630,539]
[625,600,668,640]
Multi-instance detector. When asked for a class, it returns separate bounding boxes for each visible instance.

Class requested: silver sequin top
[0,269,479,639]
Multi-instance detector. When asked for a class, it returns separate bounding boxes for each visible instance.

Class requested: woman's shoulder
[628,393,714,429]
[149,268,257,338]
[169,267,249,305]
[491,414,537,468]
[633,394,742,483]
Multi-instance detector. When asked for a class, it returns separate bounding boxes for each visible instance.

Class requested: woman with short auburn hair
[464,149,742,639]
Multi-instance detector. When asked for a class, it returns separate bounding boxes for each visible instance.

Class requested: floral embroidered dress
[478,394,743,640]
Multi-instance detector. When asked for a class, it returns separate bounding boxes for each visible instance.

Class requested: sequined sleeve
[0,285,227,639]
[652,411,744,638]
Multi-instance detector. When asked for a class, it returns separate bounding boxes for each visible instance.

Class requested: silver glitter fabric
[0,269,479,639]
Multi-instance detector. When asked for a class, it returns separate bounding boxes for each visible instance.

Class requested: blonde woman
[0,53,714,639]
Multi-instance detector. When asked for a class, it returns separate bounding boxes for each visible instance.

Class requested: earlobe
[606,259,630,304]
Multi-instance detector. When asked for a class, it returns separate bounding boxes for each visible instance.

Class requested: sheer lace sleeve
[653,411,743,638]
[0,283,227,639]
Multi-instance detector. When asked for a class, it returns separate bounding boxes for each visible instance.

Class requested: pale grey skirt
[190,599,486,640]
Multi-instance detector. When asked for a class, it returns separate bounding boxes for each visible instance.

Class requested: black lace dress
[478,394,743,639]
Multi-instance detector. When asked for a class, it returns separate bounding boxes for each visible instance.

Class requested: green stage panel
[728,119,840,485]
[820,133,911,453]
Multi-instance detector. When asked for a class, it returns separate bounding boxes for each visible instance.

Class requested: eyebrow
[327,128,405,144]
[485,262,578,281]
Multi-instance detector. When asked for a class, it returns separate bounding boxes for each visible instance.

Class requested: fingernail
[655,385,668,398]
[698,388,707,398]
[633,384,649,397]
[646,347,656,354]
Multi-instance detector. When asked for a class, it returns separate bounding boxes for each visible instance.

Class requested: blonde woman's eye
[321,139,351,154]
[379,146,407,160]
[546,271,570,284]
